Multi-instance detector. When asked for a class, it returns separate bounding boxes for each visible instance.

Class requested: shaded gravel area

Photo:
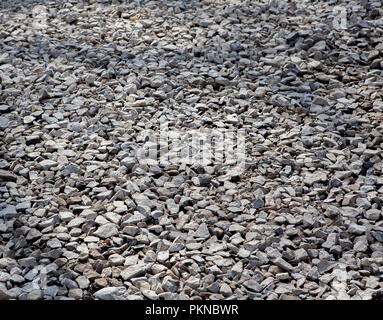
[1,0,383,300]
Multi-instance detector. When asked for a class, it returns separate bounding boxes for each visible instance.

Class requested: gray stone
[93,223,118,239]
[243,280,263,293]
[162,276,180,293]
[94,287,127,300]
[26,229,42,241]
[0,116,9,130]
[120,263,148,281]
[354,236,369,253]
[272,258,294,272]
[0,205,17,219]
[194,223,210,239]
[0,170,17,181]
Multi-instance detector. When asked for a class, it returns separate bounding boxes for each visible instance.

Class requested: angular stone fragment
[353,236,368,253]
[272,258,294,272]
[94,287,127,300]
[0,116,9,130]
[0,169,16,181]
[120,263,148,281]
[38,160,58,170]
[194,223,210,239]
[93,223,118,239]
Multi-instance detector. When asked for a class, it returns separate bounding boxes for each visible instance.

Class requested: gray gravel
[1,0,383,300]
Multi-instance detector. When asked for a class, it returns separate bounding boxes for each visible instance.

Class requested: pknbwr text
[190,305,239,315]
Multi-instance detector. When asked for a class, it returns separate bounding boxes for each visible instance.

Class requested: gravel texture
[1,0,383,300]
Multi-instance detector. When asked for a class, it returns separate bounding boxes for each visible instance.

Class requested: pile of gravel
[0,0,383,300]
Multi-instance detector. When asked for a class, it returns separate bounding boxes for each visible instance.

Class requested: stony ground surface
[1,0,383,300]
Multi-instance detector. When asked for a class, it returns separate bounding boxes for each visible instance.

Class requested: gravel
[1,0,383,301]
